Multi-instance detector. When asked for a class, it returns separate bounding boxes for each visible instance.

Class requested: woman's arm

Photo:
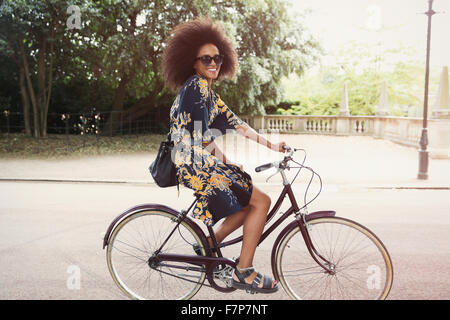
[201,122,285,170]
[202,140,243,169]
[235,122,286,152]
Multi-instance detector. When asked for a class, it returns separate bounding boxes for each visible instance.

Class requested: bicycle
[102,146,393,300]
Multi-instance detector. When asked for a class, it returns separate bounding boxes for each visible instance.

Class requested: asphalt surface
[0,134,449,300]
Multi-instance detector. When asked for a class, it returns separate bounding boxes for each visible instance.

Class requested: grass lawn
[0,133,165,159]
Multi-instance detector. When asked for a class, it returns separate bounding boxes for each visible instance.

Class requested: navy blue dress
[169,75,253,226]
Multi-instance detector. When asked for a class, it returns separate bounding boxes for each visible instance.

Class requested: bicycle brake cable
[291,159,323,209]
[289,149,307,184]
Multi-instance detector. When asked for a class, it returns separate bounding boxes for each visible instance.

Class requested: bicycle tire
[106,209,207,300]
[275,216,393,300]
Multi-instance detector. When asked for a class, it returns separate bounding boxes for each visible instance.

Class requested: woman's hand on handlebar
[270,141,287,153]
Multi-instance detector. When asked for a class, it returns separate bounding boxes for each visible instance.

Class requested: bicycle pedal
[245,289,257,295]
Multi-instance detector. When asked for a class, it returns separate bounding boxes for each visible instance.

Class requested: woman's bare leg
[210,186,277,289]
[237,186,270,268]
[212,186,267,244]
[213,205,251,244]
[233,187,276,288]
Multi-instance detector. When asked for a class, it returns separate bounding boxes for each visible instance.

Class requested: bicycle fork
[295,213,336,275]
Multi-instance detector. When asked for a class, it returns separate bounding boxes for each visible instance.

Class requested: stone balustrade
[239,114,450,159]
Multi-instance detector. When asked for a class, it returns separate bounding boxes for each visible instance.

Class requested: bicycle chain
[151,264,234,290]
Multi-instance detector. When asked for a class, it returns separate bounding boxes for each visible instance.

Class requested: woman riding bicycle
[161,17,286,293]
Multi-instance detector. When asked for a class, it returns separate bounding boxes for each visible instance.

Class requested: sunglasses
[195,54,224,66]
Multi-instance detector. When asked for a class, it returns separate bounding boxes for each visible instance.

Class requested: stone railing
[239,115,450,159]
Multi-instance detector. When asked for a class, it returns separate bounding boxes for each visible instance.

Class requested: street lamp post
[418,0,436,180]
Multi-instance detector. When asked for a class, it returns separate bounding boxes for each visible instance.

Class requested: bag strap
[167,129,180,195]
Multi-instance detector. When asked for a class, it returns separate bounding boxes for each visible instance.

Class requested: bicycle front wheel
[275,217,393,300]
[106,210,207,300]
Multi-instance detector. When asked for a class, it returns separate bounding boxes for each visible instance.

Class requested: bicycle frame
[103,149,337,292]
[154,179,337,292]
[104,145,393,299]
[209,181,337,275]
[217,181,300,250]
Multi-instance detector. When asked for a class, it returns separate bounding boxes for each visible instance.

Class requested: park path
[0,134,449,188]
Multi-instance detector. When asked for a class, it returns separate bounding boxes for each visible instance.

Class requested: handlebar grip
[255,162,273,172]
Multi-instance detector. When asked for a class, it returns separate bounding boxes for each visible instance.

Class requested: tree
[70,0,320,133]
[214,0,321,115]
[0,0,74,137]
[278,41,437,116]
[1,0,320,136]
[69,0,224,134]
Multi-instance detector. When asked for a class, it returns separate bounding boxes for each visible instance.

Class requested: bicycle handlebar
[254,144,296,173]
[255,162,274,172]
[254,145,322,210]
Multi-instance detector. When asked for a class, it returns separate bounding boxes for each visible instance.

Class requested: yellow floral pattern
[169,75,252,226]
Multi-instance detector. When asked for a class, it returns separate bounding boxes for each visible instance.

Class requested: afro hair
[161,17,238,92]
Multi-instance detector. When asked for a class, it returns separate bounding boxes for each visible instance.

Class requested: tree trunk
[37,35,47,137]
[102,74,129,135]
[120,78,165,122]
[20,40,40,138]
[43,29,54,138]
[19,66,32,135]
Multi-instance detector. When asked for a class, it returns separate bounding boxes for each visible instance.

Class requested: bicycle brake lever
[266,168,281,182]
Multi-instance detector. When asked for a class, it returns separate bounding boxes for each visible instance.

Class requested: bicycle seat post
[155,197,199,254]
[207,226,222,258]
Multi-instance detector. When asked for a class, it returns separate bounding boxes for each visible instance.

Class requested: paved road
[1,181,450,300]
[0,135,449,300]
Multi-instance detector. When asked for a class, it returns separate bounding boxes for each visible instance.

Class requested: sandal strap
[236,265,254,273]
[235,266,255,282]
[252,272,274,289]
[252,272,263,288]
[263,274,273,288]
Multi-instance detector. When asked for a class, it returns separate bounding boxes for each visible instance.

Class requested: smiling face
[193,43,221,83]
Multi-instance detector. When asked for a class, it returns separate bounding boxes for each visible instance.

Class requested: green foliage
[278,42,437,116]
[1,0,320,128]
[0,0,83,136]
[214,0,321,115]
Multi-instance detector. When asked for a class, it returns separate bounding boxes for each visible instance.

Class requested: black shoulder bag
[149,133,179,189]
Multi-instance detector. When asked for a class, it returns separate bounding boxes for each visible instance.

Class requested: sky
[290,0,450,69]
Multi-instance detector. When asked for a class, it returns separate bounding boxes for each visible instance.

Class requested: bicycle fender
[102,203,207,249]
[270,210,336,278]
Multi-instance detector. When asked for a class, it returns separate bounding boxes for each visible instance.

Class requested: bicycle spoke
[107,210,206,300]
[112,242,148,262]
[277,217,392,300]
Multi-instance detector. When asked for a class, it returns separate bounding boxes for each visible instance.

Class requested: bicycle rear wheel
[275,217,393,300]
[106,210,207,300]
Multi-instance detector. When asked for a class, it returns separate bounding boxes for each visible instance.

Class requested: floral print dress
[169,75,253,226]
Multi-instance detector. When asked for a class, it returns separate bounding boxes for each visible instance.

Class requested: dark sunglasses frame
[195,54,224,66]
